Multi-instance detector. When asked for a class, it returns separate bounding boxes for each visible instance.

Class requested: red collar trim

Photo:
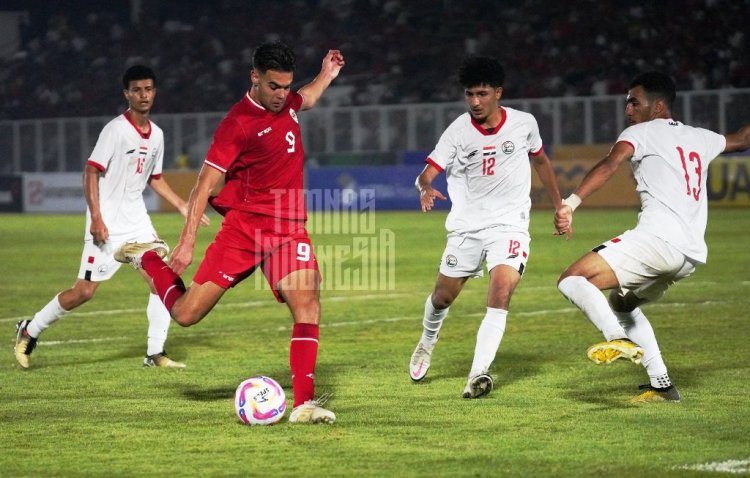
[470,107,506,136]
[123,110,152,139]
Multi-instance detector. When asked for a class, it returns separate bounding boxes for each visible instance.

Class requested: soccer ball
[234,376,287,426]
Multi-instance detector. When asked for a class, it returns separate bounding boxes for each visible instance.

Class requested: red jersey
[205,91,306,219]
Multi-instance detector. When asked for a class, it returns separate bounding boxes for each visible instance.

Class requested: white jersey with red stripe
[85,112,163,240]
[617,118,726,263]
[427,107,544,234]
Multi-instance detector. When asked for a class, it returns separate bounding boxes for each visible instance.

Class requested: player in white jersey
[14,65,209,370]
[555,71,750,403]
[409,56,564,398]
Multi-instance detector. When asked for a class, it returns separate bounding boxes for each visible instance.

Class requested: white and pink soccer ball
[234,376,287,426]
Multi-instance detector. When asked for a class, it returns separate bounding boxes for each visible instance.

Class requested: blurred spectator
[0,0,748,120]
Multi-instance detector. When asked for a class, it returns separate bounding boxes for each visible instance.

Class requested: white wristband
[562,194,582,211]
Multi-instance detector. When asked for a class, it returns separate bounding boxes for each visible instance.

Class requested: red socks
[141,250,320,406]
[141,250,185,312]
[290,323,319,407]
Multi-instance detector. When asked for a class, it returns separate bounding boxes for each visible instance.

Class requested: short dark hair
[629,71,676,110]
[458,56,505,89]
[252,42,296,73]
[122,65,156,89]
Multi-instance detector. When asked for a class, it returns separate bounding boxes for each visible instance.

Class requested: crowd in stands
[1,0,748,120]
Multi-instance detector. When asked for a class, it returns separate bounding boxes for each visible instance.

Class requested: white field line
[3,278,739,325]
[0,293,410,324]
[675,458,750,474]
[36,307,579,348]
[12,298,725,348]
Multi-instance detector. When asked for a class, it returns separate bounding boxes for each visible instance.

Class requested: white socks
[558,277,672,388]
[146,293,171,356]
[419,296,506,378]
[420,294,449,344]
[614,308,671,388]
[28,292,172,358]
[558,276,627,341]
[468,307,507,377]
[27,294,69,338]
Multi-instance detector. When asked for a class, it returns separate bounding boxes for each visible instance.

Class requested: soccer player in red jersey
[116,42,344,424]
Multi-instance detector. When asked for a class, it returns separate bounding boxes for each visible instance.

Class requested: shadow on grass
[181,386,235,401]
[412,350,550,392]
[180,368,290,402]
[562,364,704,409]
[23,345,146,370]
[563,388,633,410]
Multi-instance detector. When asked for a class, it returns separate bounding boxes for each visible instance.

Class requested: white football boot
[14,320,37,369]
[409,338,437,382]
[143,351,186,368]
[288,398,336,424]
[114,240,169,270]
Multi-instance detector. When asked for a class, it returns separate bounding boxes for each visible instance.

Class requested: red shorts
[193,210,320,302]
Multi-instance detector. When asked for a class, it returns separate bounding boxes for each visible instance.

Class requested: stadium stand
[0,0,748,120]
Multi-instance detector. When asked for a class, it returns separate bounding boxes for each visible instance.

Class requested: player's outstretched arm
[415,164,445,212]
[299,49,345,111]
[556,141,634,236]
[170,165,223,275]
[574,141,634,200]
[724,123,750,153]
[148,175,210,227]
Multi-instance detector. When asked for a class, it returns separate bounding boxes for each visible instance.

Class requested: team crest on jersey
[445,254,458,267]
[289,109,299,124]
[502,141,515,154]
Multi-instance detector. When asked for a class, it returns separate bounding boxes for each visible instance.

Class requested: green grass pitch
[1,208,748,477]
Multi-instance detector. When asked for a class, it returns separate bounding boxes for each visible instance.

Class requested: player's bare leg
[169,281,227,327]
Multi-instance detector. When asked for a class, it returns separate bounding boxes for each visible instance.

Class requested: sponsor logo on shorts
[445,254,458,267]
[97,264,108,274]
[502,141,515,154]
[221,272,236,282]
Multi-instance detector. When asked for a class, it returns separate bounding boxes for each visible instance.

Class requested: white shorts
[595,229,697,301]
[439,226,530,278]
[77,229,160,282]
